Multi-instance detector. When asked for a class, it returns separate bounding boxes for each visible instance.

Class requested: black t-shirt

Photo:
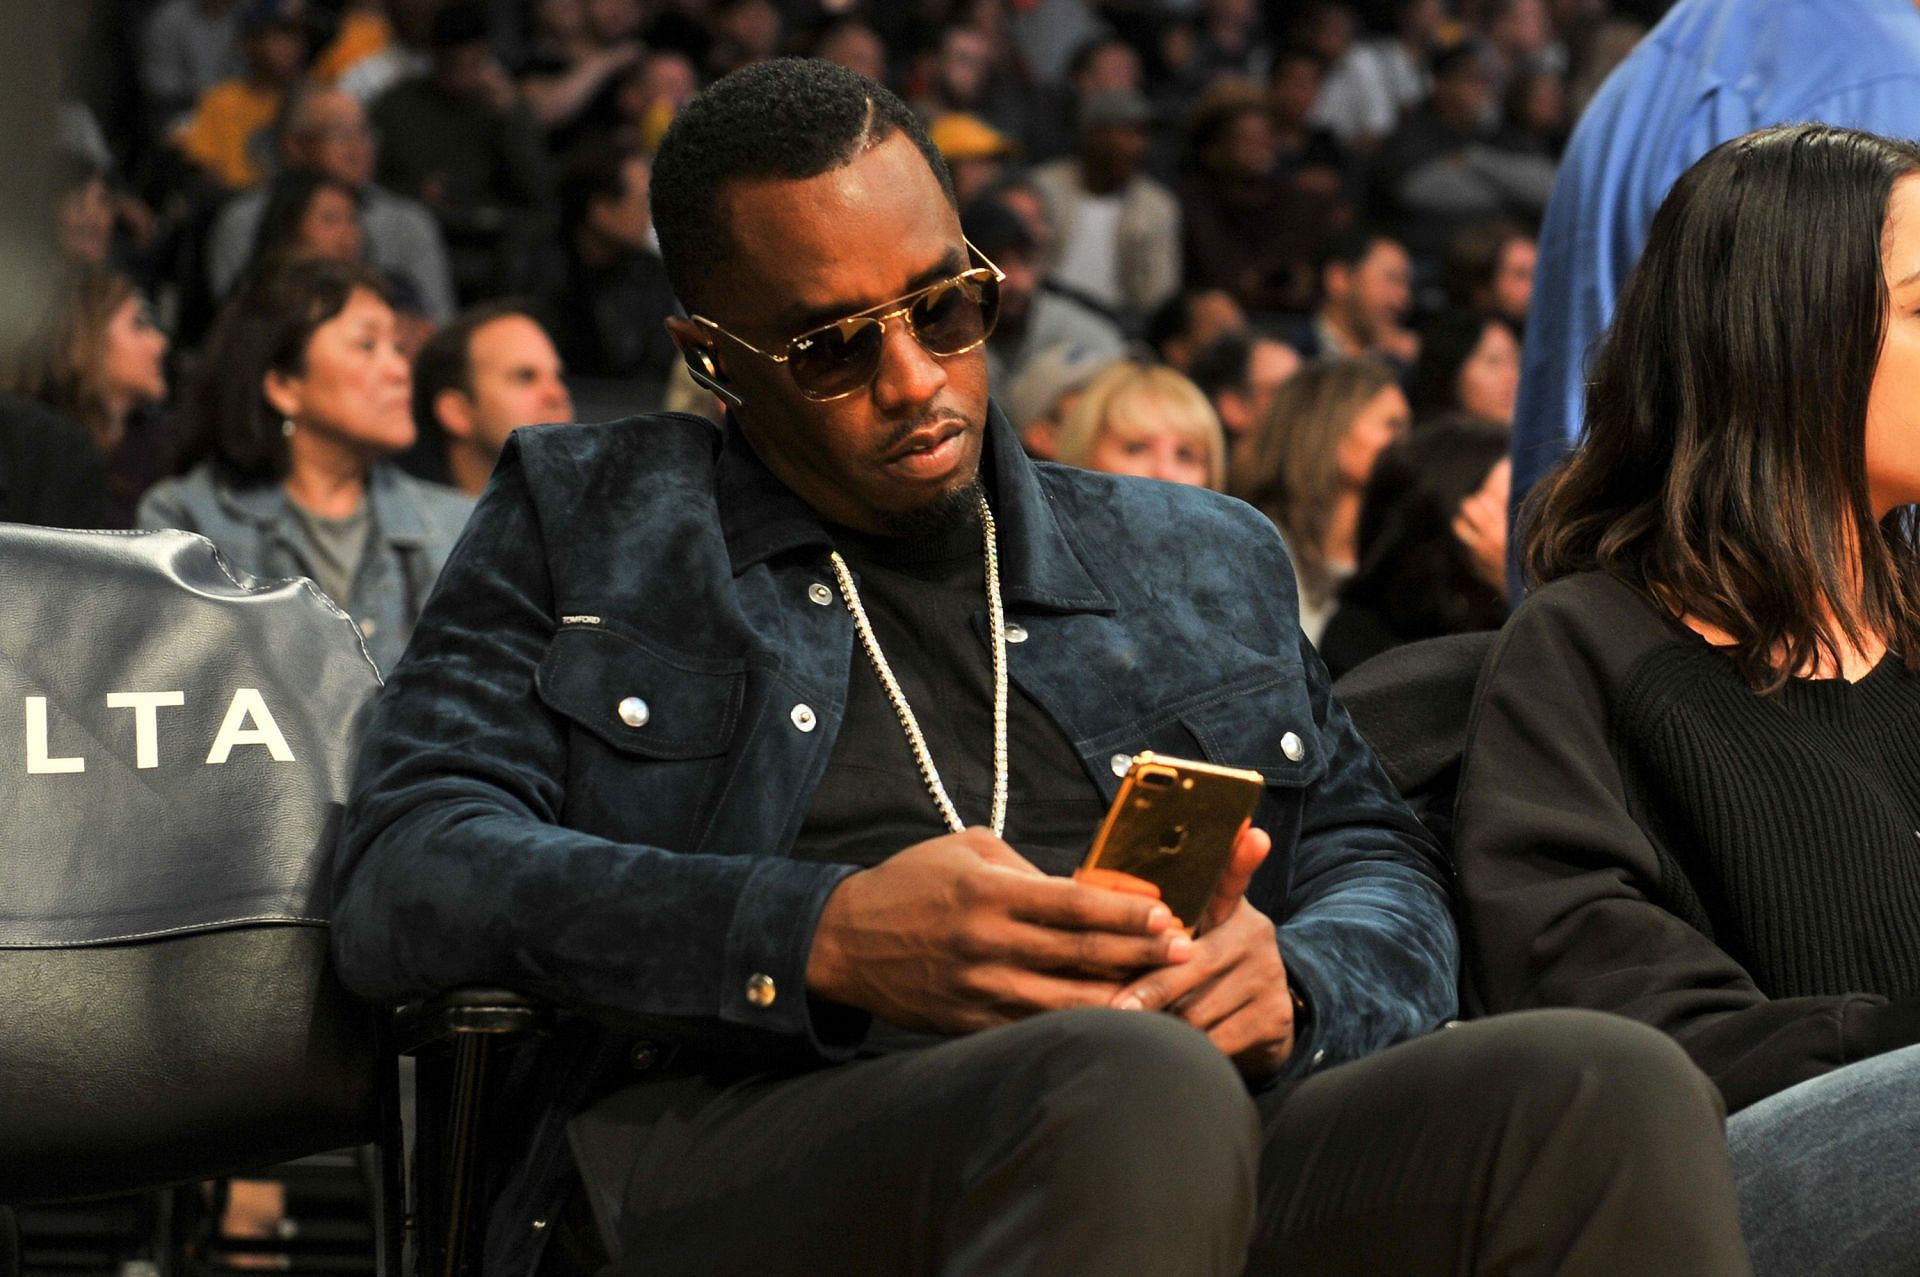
[788,512,1105,876]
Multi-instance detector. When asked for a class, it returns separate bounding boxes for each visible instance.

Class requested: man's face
[289,90,376,188]
[1075,43,1140,99]
[690,133,991,536]
[1491,236,1536,325]
[461,314,574,457]
[1342,241,1412,341]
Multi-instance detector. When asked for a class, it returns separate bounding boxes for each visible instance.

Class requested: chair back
[1332,630,1500,852]
[0,525,386,1202]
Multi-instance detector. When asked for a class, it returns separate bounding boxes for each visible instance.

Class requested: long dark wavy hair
[1524,123,1920,693]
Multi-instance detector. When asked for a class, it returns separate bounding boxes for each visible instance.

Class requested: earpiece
[683,347,744,410]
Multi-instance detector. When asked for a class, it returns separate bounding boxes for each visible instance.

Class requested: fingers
[1201,824,1271,932]
[958,826,1046,876]
[993,870,1181,937]
[950,966,1130,1030]
[991,918,1192,979]
[1111,928,1231,1012]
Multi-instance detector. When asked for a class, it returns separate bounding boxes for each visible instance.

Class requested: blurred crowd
[8,0,1677,670]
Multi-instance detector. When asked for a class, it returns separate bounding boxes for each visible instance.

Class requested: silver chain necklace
[827,493,1008,837]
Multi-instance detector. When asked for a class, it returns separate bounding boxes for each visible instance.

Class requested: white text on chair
[23,689,296,774]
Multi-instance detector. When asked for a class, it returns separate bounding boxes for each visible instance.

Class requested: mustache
[875,409,973,456]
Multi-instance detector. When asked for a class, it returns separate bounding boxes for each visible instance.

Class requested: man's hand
[1112,826,1299,1076]
[807,828,1192,1034]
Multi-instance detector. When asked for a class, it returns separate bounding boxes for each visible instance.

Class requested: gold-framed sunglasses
[689,240,1006,403]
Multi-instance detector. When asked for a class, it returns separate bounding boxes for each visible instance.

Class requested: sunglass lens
[911,274,998,355]
[790,319,884,399]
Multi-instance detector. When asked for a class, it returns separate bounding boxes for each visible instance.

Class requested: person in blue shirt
[1510,0,1920,524]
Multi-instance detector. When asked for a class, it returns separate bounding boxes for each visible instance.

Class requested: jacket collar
[214,461,433,546]
[716,400,1113,613]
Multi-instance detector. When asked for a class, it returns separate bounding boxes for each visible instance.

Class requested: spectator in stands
[813,17,887,84]
[1055,360,1226,489]
[1510,0,1920,517]
[53,152,115,268]
[1189,0,1272,86]
[137,258,471,672]
[1304,0,1436,153]
[172,0,310,191]
[1371,40,1555,260]
[962,195,1124,394]
[1148,286,1246,372]
[1319,417,1510,678]
[1443,219,1536,331]
[705,0,782,79]
[0,393,111,528]
[337,0,437,103]
[1500,67,1570,159]
[309,0,393,85]
[1189,328,1300,441]
[406,301,572,495]
[1408,310,1520,425]
[543,142,679,383]
[1032,89,1181,324]
[928,114,1020,206]
[1025,30,1145,162]
[1001,340,1122,459]
[206,84,455,319]
[0,265,172,527]
[1266,45,1354,207]
[1180,81,1334,316]
[516,0,642,142]
[615,46,699,153]
[1228,356,1410,643]
[232,168,364,285]
[1295,227,1418,368]
[140,0,245,129]
[1460,123,1920,1275]
[371,0,553,301]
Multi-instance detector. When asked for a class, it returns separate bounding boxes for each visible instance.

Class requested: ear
[1020,417,1061,461]
[435,386,476,440]
[665,315,744,410]
[262,367,302,422]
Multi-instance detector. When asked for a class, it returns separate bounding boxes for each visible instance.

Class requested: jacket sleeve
[1258,631,1460,1078]
[1454,590,1920,1112]
[329,439,862,1058]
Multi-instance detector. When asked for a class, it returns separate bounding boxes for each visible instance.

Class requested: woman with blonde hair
[1227,356,1410,643]
[1054,361,1226,490]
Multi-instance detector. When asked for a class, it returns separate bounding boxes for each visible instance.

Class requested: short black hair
[410,298,545,438]
[1188,331,1253,400]
[1318,225,1400,276]
[558,138,641,236]
[650,57,954,311]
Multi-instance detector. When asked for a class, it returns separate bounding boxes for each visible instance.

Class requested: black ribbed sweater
[1457,572,1920,1112]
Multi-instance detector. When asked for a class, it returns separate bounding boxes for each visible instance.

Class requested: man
[172,0,307,191]
[1031,89,1182,323]
[1295,226,1418,368]
[332,59,1752,1276]
[205,84,456,318]
[370,0,552,300]
[961,194,1124,392]
[1369,40,1555,261]
[405,302,573,495]
[1443,219,1536,332]
[1149,286,1247,373]
[1510,0,1920,515]
[541,142,680,384]
[1191,329,1301,441]
[140,0,244,129]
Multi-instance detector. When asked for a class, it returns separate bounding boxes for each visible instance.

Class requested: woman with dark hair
[0,263,172,526]
[1456,123,1920,1273]
[1407,309,1519,425]
[1318,416,1509,677]
[137,257,472,672]
[235,168,365,293]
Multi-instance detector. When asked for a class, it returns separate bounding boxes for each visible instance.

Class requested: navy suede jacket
[332,405,1457,1270]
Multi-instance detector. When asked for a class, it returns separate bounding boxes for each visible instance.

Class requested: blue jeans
[1728,1042,1920,1275]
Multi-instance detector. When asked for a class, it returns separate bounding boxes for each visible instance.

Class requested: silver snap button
[745,973,777,1007]
[617,696,650,728]
[1310,1048,1326,1069]
[629,1042,658,1070]
[1110,753,1132,777]
[790,703,817,732]
[1004,622,1028,644]
[808,582,833,606]
[1281,731,1304,762]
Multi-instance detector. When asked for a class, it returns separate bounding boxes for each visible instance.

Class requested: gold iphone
[1076,752,1264,932]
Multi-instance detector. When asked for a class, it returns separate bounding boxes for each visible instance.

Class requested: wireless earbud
[684,347,744,410]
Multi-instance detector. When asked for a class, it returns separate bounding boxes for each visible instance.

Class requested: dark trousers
[555,1008,1751,1276]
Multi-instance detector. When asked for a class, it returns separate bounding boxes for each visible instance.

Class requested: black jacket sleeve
[1453,574,1920,1113]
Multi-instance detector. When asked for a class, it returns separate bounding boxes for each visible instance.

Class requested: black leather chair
[0,525,398,1273]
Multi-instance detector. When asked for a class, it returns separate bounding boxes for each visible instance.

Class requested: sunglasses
[690,242,1006,402]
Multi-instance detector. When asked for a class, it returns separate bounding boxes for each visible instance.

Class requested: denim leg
[1727,1042,1920,1277]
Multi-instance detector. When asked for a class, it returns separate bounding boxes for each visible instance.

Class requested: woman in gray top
[139,258,473,672]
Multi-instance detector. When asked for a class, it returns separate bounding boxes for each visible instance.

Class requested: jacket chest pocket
[535,625,746,850]
[1178,676,1326,854]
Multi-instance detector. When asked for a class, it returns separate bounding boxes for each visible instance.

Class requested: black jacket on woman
[0,393,108,529]
[1455,571,1920,1113]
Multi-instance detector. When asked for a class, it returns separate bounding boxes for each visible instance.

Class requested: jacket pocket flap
[536,625,744,760]
[1180,679,1326,788]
